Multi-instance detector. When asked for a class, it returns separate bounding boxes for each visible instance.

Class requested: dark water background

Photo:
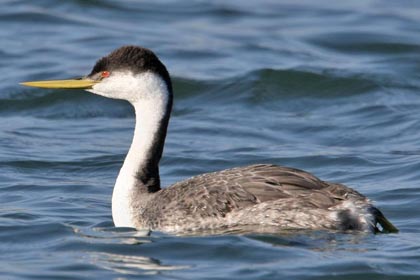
[1,0,420,279]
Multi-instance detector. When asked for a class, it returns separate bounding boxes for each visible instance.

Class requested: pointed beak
[20,78,98,89]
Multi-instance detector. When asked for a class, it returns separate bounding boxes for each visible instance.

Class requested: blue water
[1,0,420,279]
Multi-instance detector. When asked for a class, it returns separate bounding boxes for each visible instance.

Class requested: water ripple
[1,0,420,279]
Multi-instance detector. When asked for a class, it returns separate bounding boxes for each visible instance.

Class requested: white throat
[95,72,170,228]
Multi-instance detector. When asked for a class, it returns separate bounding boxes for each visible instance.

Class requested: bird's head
[21,46,172,104]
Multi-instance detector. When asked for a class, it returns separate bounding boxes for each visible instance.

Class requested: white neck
[109,72,170,228]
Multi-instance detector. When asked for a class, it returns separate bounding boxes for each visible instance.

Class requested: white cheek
[86,71,168,104]
[88,73,133,100]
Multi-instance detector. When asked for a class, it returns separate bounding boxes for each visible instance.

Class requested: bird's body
[131,164,380,233]
[21,45,398,234]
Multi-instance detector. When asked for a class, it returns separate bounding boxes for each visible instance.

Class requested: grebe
[21,46,398,234]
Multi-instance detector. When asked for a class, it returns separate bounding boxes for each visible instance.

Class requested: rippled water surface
[1,0,420,279]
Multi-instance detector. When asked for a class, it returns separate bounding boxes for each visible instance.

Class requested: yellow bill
[20,79,98,89]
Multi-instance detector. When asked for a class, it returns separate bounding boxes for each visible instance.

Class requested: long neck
[112,74,172,227]
[121,100,170,191]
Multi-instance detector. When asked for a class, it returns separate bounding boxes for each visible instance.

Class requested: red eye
[101,71,110,78]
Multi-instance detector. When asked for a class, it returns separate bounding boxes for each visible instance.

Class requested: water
[1,0,420,279]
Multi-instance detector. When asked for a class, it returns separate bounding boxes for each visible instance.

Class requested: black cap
[89,45,172,94]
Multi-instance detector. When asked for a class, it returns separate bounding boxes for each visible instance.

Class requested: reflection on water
[245,230,372,253]
[72,225,189,275]
[72,224,152,245]
[90,252,189,275]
